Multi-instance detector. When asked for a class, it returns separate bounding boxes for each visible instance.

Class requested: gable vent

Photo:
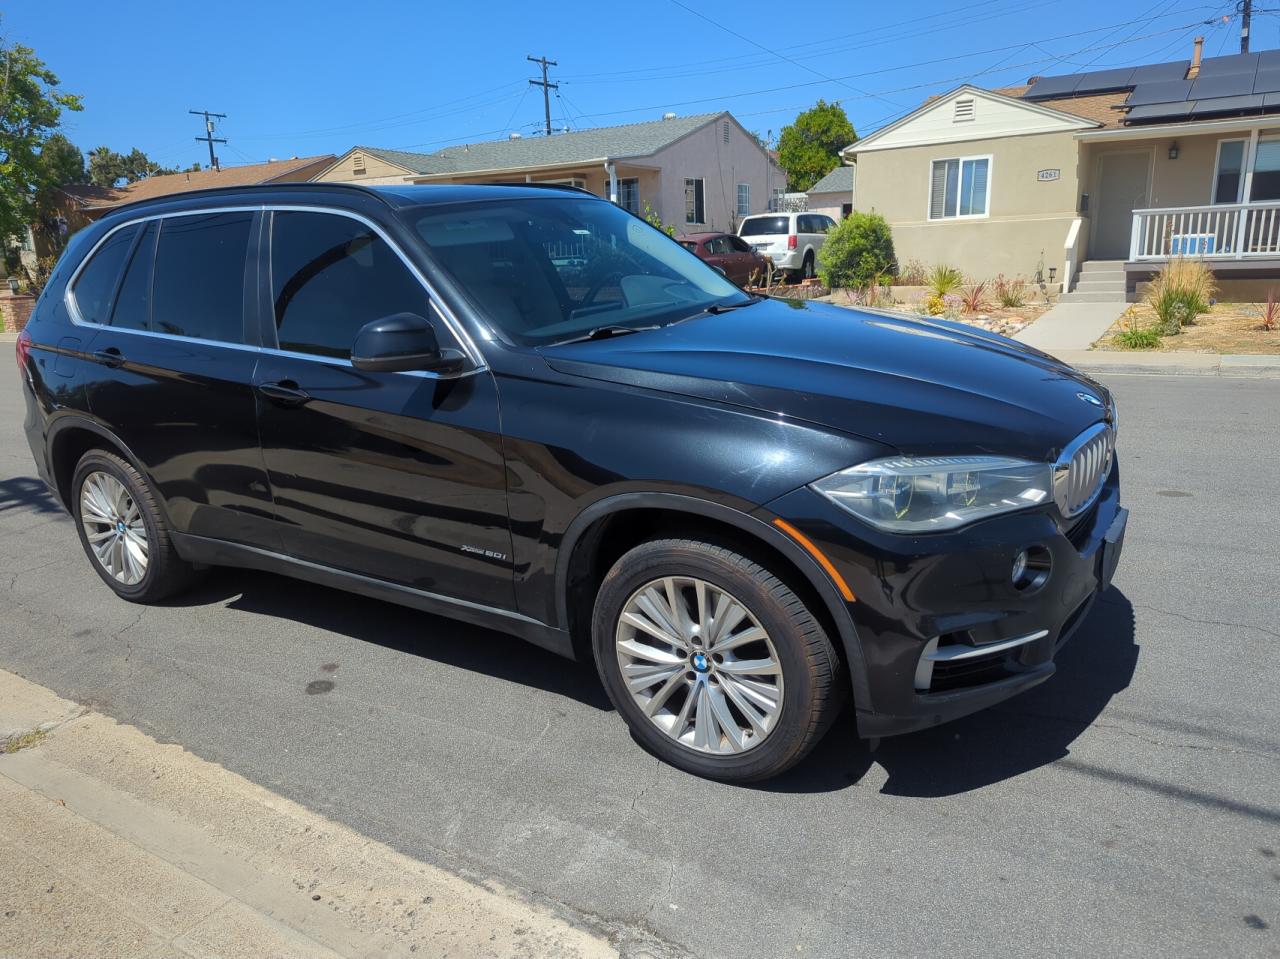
[723,122,731,143]
[954,98,976,122]
[352,153,366,174]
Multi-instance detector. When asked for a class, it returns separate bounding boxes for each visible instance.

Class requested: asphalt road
[2,357,1278,959]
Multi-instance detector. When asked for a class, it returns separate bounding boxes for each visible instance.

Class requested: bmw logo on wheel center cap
[691,652,710,673]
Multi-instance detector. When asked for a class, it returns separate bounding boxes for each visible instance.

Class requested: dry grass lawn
[1096,302,1280,354]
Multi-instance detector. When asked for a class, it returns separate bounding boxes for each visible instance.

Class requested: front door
[253,209,514,610]
[1093,151,1151,260]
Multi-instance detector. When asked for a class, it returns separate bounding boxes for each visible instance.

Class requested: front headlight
[811,455,1053,533]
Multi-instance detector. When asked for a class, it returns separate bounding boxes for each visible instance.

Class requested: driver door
[253,208,514,609]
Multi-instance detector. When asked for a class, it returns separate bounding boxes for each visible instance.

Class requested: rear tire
[802,252,815,281]
[72,449,202,603]
[592,538,840,782]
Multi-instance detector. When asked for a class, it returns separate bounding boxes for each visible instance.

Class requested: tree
[816,211,895,290]
[0,37,83,251]
[86,146,199,188]
[31,132,85,252]
[776,100,857,193]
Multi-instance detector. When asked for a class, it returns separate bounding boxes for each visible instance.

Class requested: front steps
[1061,260,1127,303]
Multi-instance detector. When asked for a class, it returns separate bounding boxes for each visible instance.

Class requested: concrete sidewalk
[0,671,644,959]
[1013,301,1128,352]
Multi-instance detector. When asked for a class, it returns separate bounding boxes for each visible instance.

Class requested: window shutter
[929,161,948,218]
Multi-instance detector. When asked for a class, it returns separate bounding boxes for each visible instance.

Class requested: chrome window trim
[62,203,488,377]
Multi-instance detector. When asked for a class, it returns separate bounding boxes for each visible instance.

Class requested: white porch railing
[1130,201,1280,260]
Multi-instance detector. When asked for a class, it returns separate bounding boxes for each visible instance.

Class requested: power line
[189,109,226,171]
[527,55,559,136]
[666,0,902,109]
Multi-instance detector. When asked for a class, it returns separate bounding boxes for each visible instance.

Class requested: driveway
[1,360,1277,959]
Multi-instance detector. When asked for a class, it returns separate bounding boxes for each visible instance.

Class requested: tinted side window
[108,222,157,331]
[71,225,138,325]
[271,211,432,359]
[152,212,253,343]
[727,235,752,253]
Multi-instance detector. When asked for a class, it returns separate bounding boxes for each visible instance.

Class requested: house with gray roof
[805,165,854,221]
[314,111,784,233]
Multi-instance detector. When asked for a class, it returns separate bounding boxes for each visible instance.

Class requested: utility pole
[527,56,558,137]
[189,109,227,170]
[1240,0,1252,53]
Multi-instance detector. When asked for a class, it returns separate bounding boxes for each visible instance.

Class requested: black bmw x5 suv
[18,183,1125,781]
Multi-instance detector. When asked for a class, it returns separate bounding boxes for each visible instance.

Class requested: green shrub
[1145,258,1215,334]
[1112,308,1162,349]
[816,211,896,290]
[993,274,1026,307]
[926,264,964,298]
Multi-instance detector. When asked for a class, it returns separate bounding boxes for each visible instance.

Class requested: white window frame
[1211,138,1248,204]
[736,183,751,217]
[685,177,706,224]
[927,154,993,221]
[617,177,640,214]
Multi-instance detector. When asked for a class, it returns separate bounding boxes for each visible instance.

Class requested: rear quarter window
[69,224,139,325]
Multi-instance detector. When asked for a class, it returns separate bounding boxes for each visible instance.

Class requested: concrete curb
[1052,350,1280,377]
[0,670,640,959]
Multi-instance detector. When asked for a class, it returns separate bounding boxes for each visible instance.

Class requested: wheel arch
[48,418,158,517]
[555,493,872,711]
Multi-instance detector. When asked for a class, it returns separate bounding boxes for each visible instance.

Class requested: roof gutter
[1076,114,1280,141]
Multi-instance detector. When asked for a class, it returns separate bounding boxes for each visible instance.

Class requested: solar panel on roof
[1258,50,1280,68]
[1254,67,1280,94]
[1124,102,1194,121]
[1264,92,1280,107]
[1125,79,1193,106]
[1072,68,1137,93]
[1190,94,1266,115]
[1130,61,1190,82]
[1199,53,1260,77]
[1022,74,1082,99]
[1190,73,1258,99]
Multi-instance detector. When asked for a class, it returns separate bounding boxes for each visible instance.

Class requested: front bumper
[761,459,1124,738]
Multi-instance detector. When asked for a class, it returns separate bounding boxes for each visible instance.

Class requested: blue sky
[3,0,1259,169]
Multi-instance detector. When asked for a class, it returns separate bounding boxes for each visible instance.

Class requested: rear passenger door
[253,208,513,610]
[74,210,279,552]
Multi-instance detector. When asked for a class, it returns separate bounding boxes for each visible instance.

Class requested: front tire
[72,449,201,603]
[592,538,840,782]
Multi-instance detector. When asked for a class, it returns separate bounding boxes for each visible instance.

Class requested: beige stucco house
[847,41,1280,300]
[314,112,785,233]
[805,165,854,220]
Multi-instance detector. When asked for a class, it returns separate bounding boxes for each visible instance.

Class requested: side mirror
[350,312,466,375]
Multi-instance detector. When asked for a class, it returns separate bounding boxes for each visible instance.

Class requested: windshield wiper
[705,298,761,314]
[551,324,660,346]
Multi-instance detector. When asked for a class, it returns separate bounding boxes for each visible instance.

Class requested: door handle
[91,348,125,368]
[257,381,311,407]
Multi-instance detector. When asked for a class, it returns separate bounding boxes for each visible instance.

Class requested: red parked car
[678,232,771,287]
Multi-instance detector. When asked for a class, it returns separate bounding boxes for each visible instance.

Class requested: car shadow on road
[761,589,1140,796]
[169,567,616,711]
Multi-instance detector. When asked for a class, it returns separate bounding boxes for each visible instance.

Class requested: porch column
[604,161,618,205]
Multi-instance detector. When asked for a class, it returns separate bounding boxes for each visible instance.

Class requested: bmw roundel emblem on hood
[1077,392,1103,407]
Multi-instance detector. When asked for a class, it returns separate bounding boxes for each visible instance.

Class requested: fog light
[1012,545,1052,592]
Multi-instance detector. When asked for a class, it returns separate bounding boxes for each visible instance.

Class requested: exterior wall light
[1168,142,1179,160]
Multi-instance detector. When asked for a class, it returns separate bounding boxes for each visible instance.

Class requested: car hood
[539,298,1112,460]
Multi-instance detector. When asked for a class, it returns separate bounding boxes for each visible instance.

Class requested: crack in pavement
[1100,595,1280,640]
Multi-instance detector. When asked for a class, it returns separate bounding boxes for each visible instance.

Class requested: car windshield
[407,196,747,346]
[738,216,789,236]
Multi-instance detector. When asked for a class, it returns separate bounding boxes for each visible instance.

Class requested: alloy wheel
[79,471,148,586]
[615,576,784,754]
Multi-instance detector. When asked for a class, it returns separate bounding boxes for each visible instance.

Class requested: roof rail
[100,181,395,217]
[481,180,599,196]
